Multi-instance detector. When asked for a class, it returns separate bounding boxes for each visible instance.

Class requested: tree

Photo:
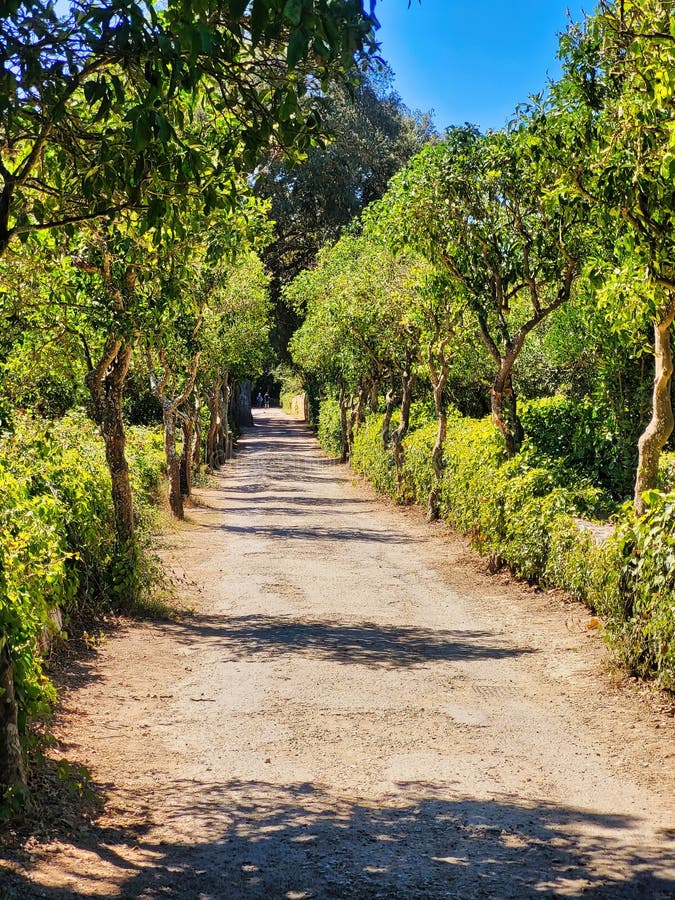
[146,343,201,520]
[404,270,464,520]
[552,0,675,513]
[0,0,380,256]
[288,230,428,476]
[0,0,380,791]
[255,65,434,355]
[70,223,150,548]
[197,251,273,469]
[375,124,587,455]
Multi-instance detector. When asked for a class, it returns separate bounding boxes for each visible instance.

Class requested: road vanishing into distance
[3,408,675,898]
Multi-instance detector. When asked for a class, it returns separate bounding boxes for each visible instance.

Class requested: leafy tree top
[0,0,380,253]
[548,0,675,302]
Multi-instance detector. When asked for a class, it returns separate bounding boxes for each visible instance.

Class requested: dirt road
[3,408,675,898]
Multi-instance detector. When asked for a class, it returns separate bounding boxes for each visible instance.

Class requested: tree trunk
[505,372,524,452]
[355,383,367,428]
[476,310,538,458]
[0,184,14,259]
[231,378,253,428]
[215,380,228,466]
[634,306,675,515]
[491,361,522,457]
[368,379,379,412]
[426,337,452,522]
[146,350,200,518]
[338,382,350,463]
[216,417,226,465]
[348,384,365,450]
[381,387,395,450]
[391,370,416,493]
[223,378,232,461]
[193,413,202,469]
[205,378,223,470]
[180,414,194,498]
[428,404,447,521]
[163,406,184,519]
[206,401,220,469]
[0,640,25,790]
[347,398,356,456]
[427,378,448,522]
[86,341,135,547]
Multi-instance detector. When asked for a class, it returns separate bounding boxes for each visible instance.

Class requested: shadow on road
[216,522,415,544]
[164,613,535,669]
[3,779,673,898]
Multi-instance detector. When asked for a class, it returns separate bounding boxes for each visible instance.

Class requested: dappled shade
[3,779,673,898]
[167,613,536,670]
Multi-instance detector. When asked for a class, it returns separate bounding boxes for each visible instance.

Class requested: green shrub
[126,424,166,527]
[435,418,608,582]
[0,411,167,741]
[520,396,635,499]
[275,365,305,415]
[439,417,508,536]
[351,414,397,497]
[494,469,602,583]
[0,463,66,729]
[545,516,621,612]
[324,397,675,687]
[350,407,613,586]
[408,399,436,432]
[400,422,437,504]
[609,493,675,688]
[658,451,675,492]
[280,391,294,414]
[317,398,343,459]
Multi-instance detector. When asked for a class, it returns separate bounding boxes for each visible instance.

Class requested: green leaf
[132,116,152,152]
[198,27,214,53]
[250,0,267,46]
[154,112,172,144]
[83,81,100,105]
[283,0,303,26]
[278,89,297,121]
[286,27,307,69]
[660,153,675,181]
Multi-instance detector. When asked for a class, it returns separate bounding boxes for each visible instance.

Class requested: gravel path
[2,408,674,898]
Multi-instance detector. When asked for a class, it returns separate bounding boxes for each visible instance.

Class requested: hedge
[317,397,343,459]
[0,411,165,739]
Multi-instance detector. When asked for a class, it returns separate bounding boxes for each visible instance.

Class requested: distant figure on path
[256,392,264,408]
[264,392,270,408]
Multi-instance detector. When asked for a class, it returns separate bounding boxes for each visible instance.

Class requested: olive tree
[288,230,428,479]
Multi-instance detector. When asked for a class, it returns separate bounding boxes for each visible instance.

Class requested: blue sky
[374,1,589,132]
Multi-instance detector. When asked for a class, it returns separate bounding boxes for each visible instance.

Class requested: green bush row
[519,395,636,499]
[345,399,674,689]
[317,398,343,459]
[612,493,675,686]
[280,391,295,414]
[0,411,165,732]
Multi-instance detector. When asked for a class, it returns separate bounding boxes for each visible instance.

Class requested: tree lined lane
[3,408,674,898]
